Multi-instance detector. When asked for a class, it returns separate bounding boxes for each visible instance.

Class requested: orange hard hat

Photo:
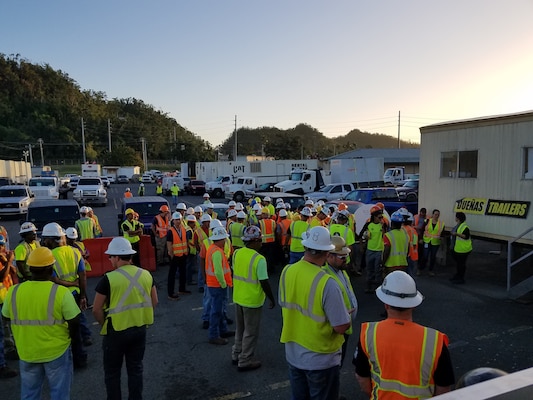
[376,202,385,210]
[370,205,381,215]
[338,202,347,211]
[159,205,170,212]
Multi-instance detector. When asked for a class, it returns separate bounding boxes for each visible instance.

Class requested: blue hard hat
[0,234,5,245]
[390,211,404,223]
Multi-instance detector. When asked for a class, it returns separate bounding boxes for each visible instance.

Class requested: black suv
[26,199,80,234]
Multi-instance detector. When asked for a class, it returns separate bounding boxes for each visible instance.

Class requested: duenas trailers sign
[454,198,530,219]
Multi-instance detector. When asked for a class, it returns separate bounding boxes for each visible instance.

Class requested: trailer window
[440,151,478,178]
[524,147,533,179]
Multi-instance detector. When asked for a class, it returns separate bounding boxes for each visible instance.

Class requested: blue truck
[342,187,418,215]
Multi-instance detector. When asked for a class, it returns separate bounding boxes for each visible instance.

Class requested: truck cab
[225,176,258,202]
[274,169,325,195]
[28,177,60,200]
[205,175,233,198]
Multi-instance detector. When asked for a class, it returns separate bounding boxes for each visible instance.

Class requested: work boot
[209,337,228,345]
[220,330,235,338]
[0,365,18,379]
[238,360,261,372]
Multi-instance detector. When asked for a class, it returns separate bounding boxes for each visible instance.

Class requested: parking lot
[1,182,532,399]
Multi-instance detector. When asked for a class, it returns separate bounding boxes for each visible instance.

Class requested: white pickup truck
[73,177,107,206]
[28,177,60,200]
[305,183,356,202]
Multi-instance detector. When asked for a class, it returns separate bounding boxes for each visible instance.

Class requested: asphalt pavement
[1,183,532,399]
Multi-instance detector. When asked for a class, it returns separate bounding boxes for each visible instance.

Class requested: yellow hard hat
[125,208,135,215]
[261,207,270,215]
[27,247,56,268]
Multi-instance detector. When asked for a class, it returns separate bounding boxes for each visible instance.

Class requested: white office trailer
[419,110,533,245]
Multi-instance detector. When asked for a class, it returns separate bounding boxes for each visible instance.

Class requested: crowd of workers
[0,186,482,399]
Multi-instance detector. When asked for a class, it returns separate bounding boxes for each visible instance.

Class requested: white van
[162,176,185,195]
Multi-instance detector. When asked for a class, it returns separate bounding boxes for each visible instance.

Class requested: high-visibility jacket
[15,240,40,279]
[322,263,356,335]
[309,216,324,228]
[329,224,355,246]
[402,225,419,261]
[366,222,384,251]
[205,244,232,288]
[229,222,245,249]
[170,185,179,196]
[169,225,188,257]
[124,191,133,198]
[383,229,409,267]
[423,220,445,245]
[232,248,266,308]
[259,218,276,243]
[4,281,80,363]
[71,241,91,272]
[360,319,447,399]
[122,219,141,244]
[0,253,14,303]
[91,214,103,236]
[248,212,259,226]
[156,185,163,195]
[75,218,95,240]
[102,265,154,334]
[154,214,170,238]
[195,227,209,255]
[289,220,309,253]
[454,222,473,253]
[279,260,344,353]
[52,245,83,295]
[278,219,291,246]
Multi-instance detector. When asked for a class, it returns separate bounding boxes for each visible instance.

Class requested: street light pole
[37,138,44,167]
[81,117,86,163]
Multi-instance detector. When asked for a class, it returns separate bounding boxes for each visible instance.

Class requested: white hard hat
[87,207,93,212]
[242,225,262,242]
[105,237,136,256]
[42,222,65,237]
[338,209,350,219]
[126,187,131,192]
[301,226,335,251]
[209,227,229,241]
[171,212,182,220]
[19,222,37,234]
[65,227,78,239]
[228,200,237,207]
[227,209,237,218]
[200,214,212,223]
[263,196,271,202]
[276,202,285,209]
[317,200,325,207]
[237,211,247,219]
[252,203,262,212]
[300,207,312,217]
[376,271,424,308]
[194,205,203,213]
[279,209,288,217]
[176,203,187,211]
[284,203,291,210]
[80,206,89,214]
[407,212,414,222]
[305,199,314,206]
[186,215,197,222]
[186,207,195,215]
[210,219,223,229]
[235,203,244,211]
[206,202,214,209]
[140,183,144,186]
[203,193,210,198]
[276,198,284,204]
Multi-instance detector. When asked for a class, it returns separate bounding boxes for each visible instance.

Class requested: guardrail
[507,226,533,298]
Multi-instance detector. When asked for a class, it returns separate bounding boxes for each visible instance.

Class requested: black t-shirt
[353,339,455,387]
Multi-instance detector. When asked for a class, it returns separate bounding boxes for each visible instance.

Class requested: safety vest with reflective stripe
[195,227,209,254]
[91,214,102,236]
[76,218,95,240]
[102,265,154,334]
[278,219,291,246]
[0,254,13,303]
[402,225,419,261]
[322,263,355,335]
[454,222,473,253]
[367,222,384,251]
[232,248,266,308]
[279,260,344,353]
[289,220,309,253]
[205,244,232,288]
[52,245,82,294]
[122,219,141,244]
[171,185,179,196]
[15,240,40,279]
[156,185,163,195]
[259,219,276,243]
[154,214,170,238]
[71,241,91,272]
[423,220,445,245]
[229,222,245,249]
[7,281,79,362]
[383,229,409,268]
[360,319,446,400]
[170,225,188,257]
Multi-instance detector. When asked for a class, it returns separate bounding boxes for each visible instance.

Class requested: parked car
[141,173,155,183]
[396,179,419,201]
[26,199,80,234]
[117,175,130,184]
[0,178,13,186]
[99,176,111,188]
[0,185,34,216]
[68,176,80,190]
[106,175,116,184]
[200,203,229,223]
[305,183,356,202]
[185,180,206,195]
[342,187,418,215]
[73,177,107,206]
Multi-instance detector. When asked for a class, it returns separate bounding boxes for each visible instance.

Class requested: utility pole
[27,144,34,166]
[108,119,112,152]
[233,115,237,161]
[81,117,86,163]
[141,137,147,171]
[37,138,44,167]
[397,110,401,149]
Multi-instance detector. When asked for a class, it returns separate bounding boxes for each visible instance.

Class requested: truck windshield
[29,179,55,187]
[383,170,393,178]
[0,188,27,197]
[318,185,333,193]
[290,172,303,181]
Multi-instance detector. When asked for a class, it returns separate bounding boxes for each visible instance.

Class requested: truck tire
[234,192,244,202]
[406,193,417,202]
[213,188,223,199]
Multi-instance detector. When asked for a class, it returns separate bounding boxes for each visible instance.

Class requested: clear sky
[2,1,532,147]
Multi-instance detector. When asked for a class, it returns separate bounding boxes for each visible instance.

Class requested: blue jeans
[186,254,197,284]
[420,243,440,271]
[103,325,146,400]
[289,251,304,264]
[207,287,228,340]
[366,249,382,284]
[20,348,73,400]
[288,363,340,400]
[201,284,212,322]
